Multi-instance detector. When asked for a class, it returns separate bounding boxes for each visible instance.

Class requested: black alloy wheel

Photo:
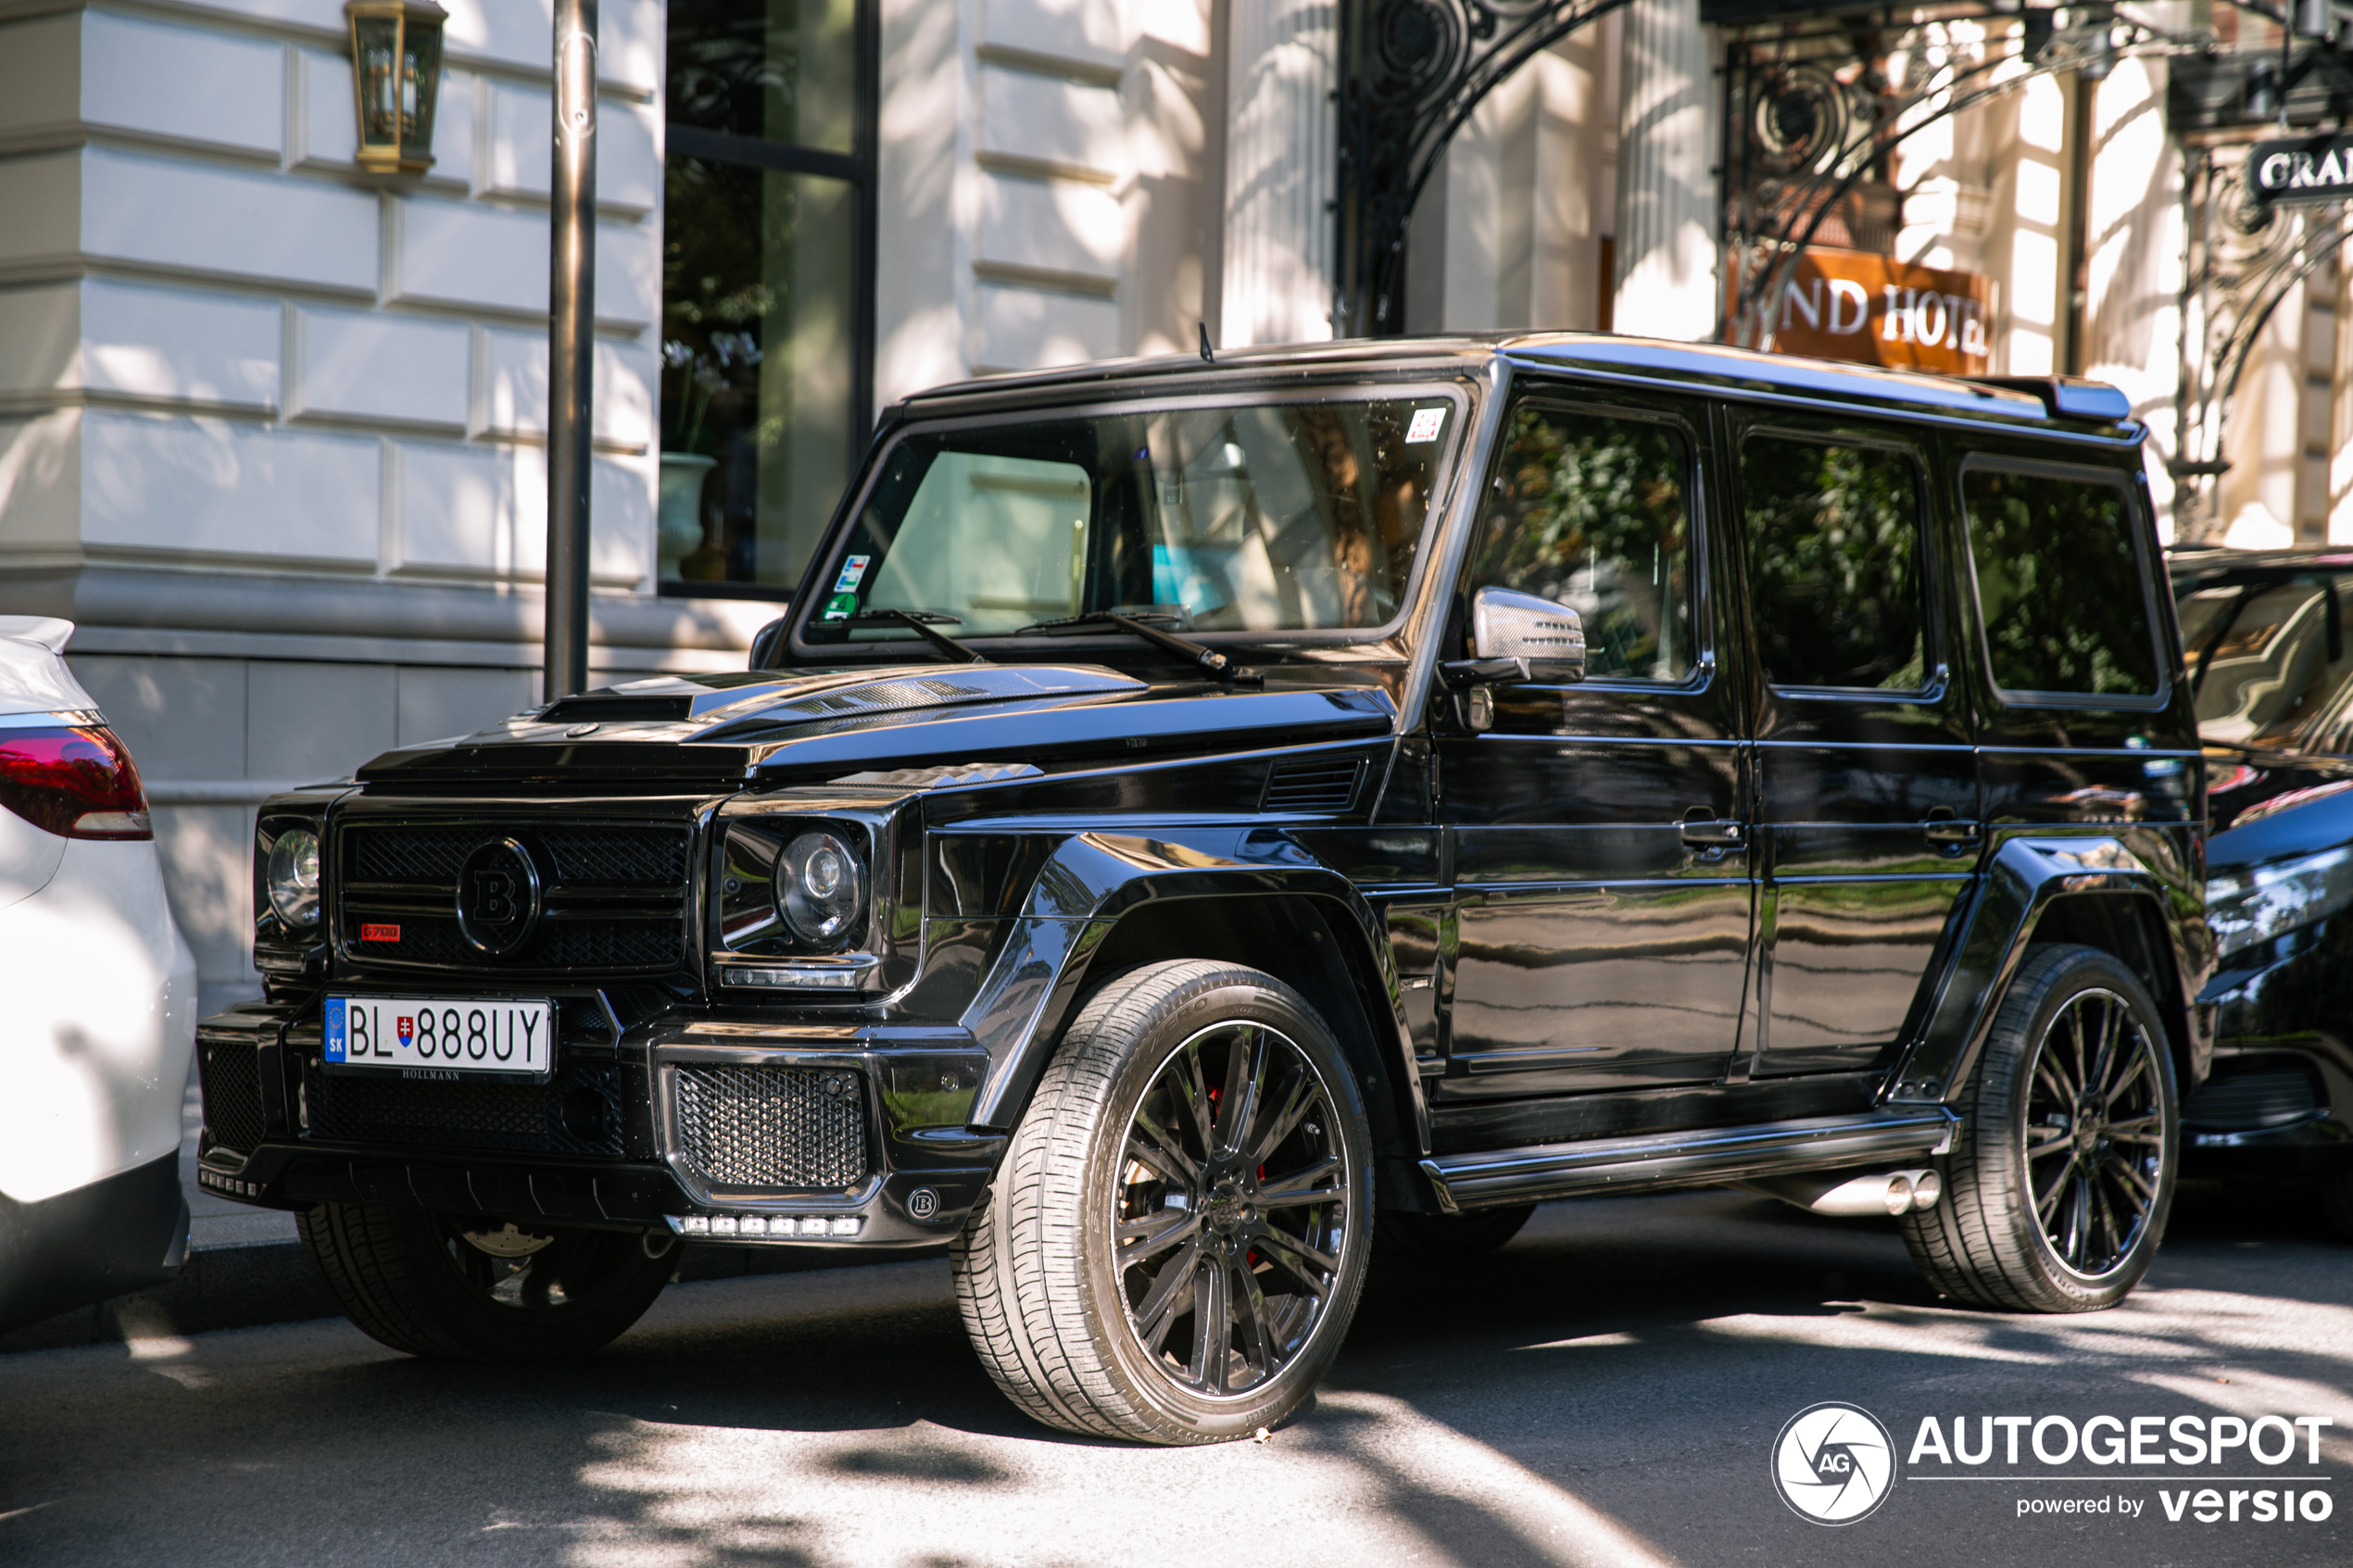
[297,1202,678,1361]
[2020,986,2167,1277]
[1114,1019,1351,1398]
[953,960,1376,1444]
[1902,943,2179,1311]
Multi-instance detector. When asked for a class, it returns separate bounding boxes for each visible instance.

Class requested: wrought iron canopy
[1336,0,1634,336]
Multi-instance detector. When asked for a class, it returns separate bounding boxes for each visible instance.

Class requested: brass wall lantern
[345,1,448,174]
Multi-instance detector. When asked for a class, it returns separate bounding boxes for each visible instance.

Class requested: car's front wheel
[952,960,1376,1444]
[1901,943,2178,1311]
[297,1203,677,1361]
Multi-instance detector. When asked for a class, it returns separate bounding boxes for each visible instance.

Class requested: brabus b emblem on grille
[456,837,542,957]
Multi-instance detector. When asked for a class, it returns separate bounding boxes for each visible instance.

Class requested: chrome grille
[671,1066,869,1190]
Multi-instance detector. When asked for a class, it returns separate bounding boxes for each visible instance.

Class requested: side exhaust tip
[1743,1168,1942,1218]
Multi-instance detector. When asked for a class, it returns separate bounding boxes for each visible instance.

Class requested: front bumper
[195,998,1004,1249]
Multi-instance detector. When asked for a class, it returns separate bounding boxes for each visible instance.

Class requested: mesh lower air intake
[672,1066,870,1190]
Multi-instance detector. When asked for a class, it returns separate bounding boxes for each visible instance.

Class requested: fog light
[711,1215,738,1235]
[679,1215,709,1234]
[830,1216,862,1236]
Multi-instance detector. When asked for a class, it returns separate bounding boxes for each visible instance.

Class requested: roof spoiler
[1959,375,2133,422]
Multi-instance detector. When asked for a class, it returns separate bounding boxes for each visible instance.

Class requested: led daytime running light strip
[668,1212,862,1238]
[715,954,878,990]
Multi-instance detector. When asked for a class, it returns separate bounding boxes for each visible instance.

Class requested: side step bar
[1419,1108,1958,1213]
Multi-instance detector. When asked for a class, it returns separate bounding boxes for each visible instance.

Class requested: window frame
[656,0,881,604]
[1735,422,1943,701]
[1464,393,1717,692]
[1956,452,2171,710]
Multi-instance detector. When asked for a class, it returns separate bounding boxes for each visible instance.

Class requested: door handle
[1923,819,1982,853]
[1680,819,1744,850]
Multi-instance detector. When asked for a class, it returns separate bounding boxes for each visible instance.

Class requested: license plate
[324,997,554,1078]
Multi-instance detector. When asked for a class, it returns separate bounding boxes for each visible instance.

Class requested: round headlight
[266,827,321,930]
[774,830,865,949]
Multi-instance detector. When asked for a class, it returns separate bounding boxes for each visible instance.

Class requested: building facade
[0,0,2343,1013]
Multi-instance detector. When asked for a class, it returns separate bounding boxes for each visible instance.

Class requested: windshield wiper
[844,608,988,664]
[1015,611,1261,685]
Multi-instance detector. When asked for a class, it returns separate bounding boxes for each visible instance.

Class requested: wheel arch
[2025,892,2196,1087]
[1893,834,2212,1107]
[954,834,1428,1201]
[1079,893,1424,1167]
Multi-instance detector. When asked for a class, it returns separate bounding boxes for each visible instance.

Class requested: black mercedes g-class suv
[198,334,2209,1445]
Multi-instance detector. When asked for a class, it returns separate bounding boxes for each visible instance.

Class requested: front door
[1432,384,1754,1098]
[1726,409,1979,1076]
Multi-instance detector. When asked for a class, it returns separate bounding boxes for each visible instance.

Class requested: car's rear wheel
[952,960,1375,1444]
[1901,944,2177,1311]
[297,1202,676,1361]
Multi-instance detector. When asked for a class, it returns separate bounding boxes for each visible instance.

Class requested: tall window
[661,1,875,599]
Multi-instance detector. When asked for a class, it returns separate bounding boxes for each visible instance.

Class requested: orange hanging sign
[1761,248,1994,377]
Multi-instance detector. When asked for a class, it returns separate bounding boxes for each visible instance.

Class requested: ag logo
[456,837,542,957]
[1771,1402,1897,1524]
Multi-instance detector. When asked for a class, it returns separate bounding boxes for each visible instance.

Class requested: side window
[1961,464,2161,699]
[1741,436,1929,690]
[1467,403,1694,682]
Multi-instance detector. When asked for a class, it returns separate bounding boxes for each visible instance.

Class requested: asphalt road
[3,1183,2347,1568]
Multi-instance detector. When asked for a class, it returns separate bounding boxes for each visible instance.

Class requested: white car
[0,616,196,1333]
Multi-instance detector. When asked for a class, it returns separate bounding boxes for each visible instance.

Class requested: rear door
[1726,408,1980,1076]
[1432,382,1755,1098]
[1953,444,2196,860]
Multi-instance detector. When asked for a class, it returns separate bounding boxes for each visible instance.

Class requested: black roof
[893,332,2137,437]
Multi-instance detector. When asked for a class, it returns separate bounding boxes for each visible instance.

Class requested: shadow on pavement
[0,1187,2345,1568]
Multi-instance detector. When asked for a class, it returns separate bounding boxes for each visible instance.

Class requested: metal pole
[544,0,598,700]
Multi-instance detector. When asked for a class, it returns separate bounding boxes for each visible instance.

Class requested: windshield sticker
[834,555,871,593]
[823,591,859,621]
[1405,407,1447,444]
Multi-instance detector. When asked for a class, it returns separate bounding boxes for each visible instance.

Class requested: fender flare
[955,829,1424,1148]
[1888,834,2210,1105]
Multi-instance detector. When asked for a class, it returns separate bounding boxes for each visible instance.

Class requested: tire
[297,1203,677,1361]
[1377,1204,1535,1261]
[951,960,1377,1444]
[1901,943,2179,1312]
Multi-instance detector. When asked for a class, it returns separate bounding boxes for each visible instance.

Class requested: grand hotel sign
[1759,248,1994,378]
[2248,133,2353,203]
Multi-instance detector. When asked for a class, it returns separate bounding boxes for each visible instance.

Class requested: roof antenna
[1198,321,1215,363]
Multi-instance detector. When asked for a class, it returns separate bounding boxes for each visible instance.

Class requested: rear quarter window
[1959,461,2163,702]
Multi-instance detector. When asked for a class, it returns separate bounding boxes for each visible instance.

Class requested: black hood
[354,664,1399,790]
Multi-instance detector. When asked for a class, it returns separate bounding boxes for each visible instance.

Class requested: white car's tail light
[0,725,152,840]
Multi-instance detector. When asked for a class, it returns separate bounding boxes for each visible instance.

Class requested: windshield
[2176,566,2353,749]
[801,393,1459,647]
